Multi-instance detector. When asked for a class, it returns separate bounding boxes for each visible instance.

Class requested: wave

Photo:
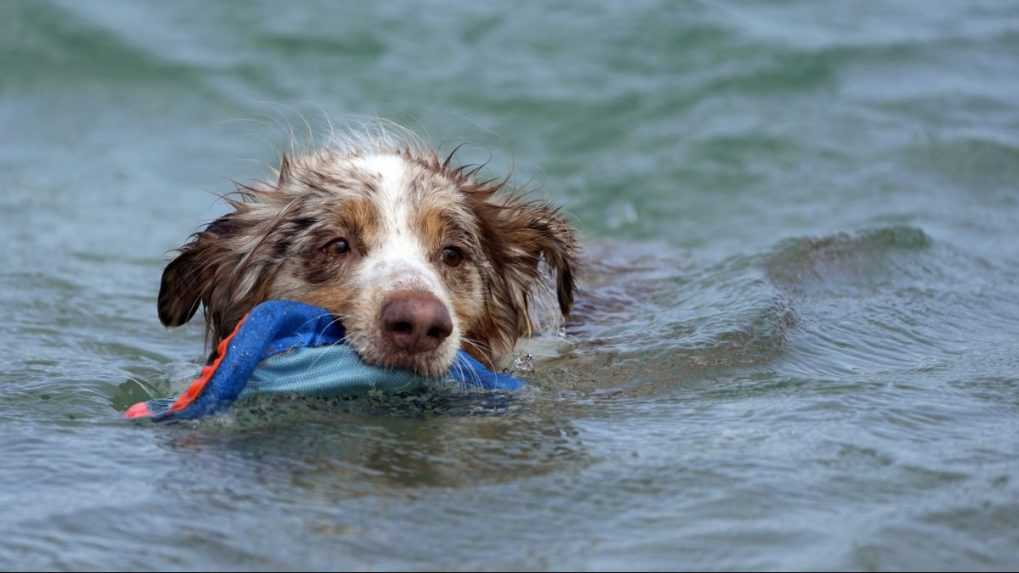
[0,2,202,89]
[764,226,932,296]
[547,224,1019,392]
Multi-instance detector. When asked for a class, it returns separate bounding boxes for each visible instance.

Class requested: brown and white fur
[157,129,578,377]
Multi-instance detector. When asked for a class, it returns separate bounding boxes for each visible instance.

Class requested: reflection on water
[165,394,591,492]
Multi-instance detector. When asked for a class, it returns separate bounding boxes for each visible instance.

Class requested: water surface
[2,1,1019,570]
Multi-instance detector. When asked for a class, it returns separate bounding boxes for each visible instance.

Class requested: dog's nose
[380,291,453,354]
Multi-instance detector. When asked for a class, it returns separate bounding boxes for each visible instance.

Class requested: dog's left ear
[477,198,579,327]
[512,202,578,317]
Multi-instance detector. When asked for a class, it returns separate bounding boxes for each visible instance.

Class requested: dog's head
[157,140,577,376]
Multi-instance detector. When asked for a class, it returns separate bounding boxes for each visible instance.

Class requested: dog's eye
[325,238,351,256]
[441,246,464,268]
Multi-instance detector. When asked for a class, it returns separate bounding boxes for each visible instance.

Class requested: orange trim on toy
[169,316,248,413]
[124,401,152,419]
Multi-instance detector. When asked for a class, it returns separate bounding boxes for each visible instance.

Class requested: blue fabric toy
[125,300,523,422]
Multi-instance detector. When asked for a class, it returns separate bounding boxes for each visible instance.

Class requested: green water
[3,1,1019,570]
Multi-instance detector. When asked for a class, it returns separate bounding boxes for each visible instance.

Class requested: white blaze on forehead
[349,154,444,295]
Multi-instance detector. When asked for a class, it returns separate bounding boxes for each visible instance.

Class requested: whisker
[449,357,468,391]
[307,313,349,370]
[459,337,496,374]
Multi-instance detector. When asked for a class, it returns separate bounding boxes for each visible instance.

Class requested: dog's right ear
[157,212,235,328]
[156,203,285,340]
[158,246,205,327]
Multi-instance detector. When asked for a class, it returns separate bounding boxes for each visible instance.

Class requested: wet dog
[157,129,578,376]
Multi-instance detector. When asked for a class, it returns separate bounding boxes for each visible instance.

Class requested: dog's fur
[157,129,578,376]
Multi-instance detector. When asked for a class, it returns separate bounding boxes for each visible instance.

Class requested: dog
[157,128,578,377]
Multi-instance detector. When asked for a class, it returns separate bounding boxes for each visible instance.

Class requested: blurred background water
[2,0,1018,570]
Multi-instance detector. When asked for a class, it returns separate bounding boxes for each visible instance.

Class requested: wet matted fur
[158,127,578,376]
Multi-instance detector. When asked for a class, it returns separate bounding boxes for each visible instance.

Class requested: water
[2,0,1018,570]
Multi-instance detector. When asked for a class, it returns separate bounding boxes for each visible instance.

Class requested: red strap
[169,316,248,413]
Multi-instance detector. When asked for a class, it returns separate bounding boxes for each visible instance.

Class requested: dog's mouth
[379,348,456,378]
[349,337,459,379]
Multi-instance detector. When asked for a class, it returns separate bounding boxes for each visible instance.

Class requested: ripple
[549,242,796,395]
